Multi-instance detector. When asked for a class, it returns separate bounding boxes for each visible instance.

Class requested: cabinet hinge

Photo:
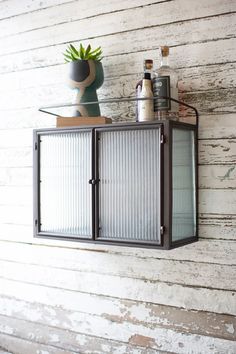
[160,134,166,144]
[160,225,165,235]
[34,142,38,150]
[35,219,38,227]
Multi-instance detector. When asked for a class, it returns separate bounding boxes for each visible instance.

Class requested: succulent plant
[63,43,103,62]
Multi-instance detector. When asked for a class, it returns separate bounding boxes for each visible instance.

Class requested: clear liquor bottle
[153,46,179,120]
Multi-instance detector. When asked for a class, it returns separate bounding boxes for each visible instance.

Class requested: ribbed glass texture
[172,128,196,241]
[40,132,92,237]
[98,128,161,243]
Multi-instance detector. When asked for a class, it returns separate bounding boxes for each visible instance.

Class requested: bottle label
[153,76,171,111]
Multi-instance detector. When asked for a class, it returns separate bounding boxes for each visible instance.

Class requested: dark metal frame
[93,123,164,247]
[34,96,198,249]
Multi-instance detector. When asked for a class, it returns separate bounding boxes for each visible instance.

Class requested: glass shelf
[38,96,199,128]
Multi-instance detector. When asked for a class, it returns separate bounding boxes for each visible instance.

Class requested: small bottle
[153,46,179,120]
[136,59,153,121]
[138,72,154,122]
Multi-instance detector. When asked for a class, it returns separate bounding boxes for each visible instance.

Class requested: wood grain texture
[0,0,235,56]
[0,294,234,342]
[0,0,236,352]
[0,312,235,354]
[0,13,235,76]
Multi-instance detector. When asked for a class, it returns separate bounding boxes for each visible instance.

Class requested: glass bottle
[153,46,179,120]
[136,59,153,121]
[138,72,154,122]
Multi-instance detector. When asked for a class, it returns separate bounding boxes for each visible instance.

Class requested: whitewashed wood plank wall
[0,0,235,353]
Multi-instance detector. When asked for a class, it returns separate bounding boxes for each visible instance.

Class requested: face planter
[69,59,104,117]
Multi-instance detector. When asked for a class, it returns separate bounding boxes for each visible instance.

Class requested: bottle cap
[143,72,151,80]
[144,59,153,64]
[161,46,169,57]
[144,59,153,70]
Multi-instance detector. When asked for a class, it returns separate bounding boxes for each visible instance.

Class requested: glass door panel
[172,128,196,242]
[97,127,161,244]
[39,131,92,237]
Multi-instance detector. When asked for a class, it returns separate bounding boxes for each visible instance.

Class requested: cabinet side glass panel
[39,132,92,237]
[98,128,161,243]
[172,128,196,242]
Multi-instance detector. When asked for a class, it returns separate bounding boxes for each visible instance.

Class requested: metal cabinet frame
[33,118,198,250]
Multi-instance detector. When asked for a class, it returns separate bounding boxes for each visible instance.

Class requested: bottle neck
[143,61,153,76]
[160,55,169,67]
[142,79,152,90]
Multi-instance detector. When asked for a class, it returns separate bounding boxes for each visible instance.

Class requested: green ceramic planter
[69,60,104,117]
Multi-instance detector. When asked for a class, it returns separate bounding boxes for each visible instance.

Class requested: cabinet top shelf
[38,96,199,128]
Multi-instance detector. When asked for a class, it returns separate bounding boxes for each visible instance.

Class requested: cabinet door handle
[88,179,100,185]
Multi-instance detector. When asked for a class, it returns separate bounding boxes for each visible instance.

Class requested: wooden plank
[0,0,166,37]
[0,224,32,242]
[0,129,32,148]
[199,139,236,165]
[0,237,235,267]
[0,311,235,354]
[0,0,235,56]
[0,283,235,353]
[199,214,236,240]
[0,313,169,354]
[0,251,235,298]
[2,61,235,100]
[57,116,112,127]
[0,167,32,186]
[0,147,32,167]
[1,64,235,118]
[0,109,55,130]
[1,295,235,342]
[199,190,236,214]
[0,186,32,206]
[0,241,235,289]
[180,88,236,115]
[0,206,32,225]
[0,85,235,120]
[199,165,236,189]
[0,333,76,354]
[0,14,235,75]
[0,0,74,19]
[198,114,236,140]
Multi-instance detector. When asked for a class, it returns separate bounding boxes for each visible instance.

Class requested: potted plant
[63,43,104,117]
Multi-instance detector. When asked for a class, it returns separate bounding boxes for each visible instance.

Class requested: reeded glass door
[96,126,162,244]
[172,128,196,242]
[39,131,92,237]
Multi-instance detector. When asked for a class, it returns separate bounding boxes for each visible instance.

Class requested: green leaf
[79,43,85,59]
[89,46,101,55]
[63,53,73,60]
[84,44,91,59]
[63,43,103,61]
[70,44,79,56]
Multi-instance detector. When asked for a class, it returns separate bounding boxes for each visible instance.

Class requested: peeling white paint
[0,0,235,353]
[225,324,235,334]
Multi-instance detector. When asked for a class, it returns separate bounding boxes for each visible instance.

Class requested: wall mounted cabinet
[33,121,197,249]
